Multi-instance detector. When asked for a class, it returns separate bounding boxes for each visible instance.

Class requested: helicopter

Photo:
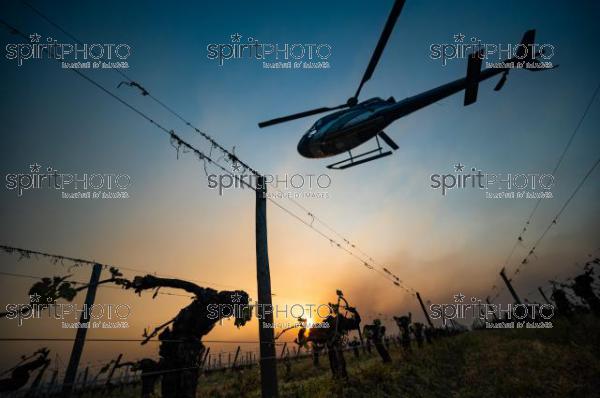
[258,0,557,169]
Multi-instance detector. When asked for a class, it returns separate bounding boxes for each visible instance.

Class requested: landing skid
[326,132,398,170]
[326,148,392,170]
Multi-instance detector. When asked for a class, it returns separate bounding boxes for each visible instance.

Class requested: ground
[84,314,600,397]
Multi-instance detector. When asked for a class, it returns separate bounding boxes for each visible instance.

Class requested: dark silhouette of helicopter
[258,0,557,169]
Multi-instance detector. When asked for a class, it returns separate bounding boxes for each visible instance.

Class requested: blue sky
[0,0,599,369]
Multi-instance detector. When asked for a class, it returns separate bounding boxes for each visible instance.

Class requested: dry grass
[94,314,600,397]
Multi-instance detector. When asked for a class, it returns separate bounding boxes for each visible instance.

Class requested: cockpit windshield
[306,110,344,135]
[314,109,345,129]
[306,125,317,137]
[306,98,388,135]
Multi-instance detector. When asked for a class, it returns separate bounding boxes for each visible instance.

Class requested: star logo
[453,292,465,303]
[231,161,241,173]
[30,33,41,43]
[230,33,242,43]
[453,33,465,43]
[30,163,41,173]
[29,293,41,303]
[231,292,242,303]
[454,163,464,172]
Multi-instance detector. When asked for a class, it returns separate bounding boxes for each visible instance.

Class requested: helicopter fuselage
[297,65,506,158]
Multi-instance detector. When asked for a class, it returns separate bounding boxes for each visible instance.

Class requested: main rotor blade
[494,73,508,91]
[258,104,347,128]
[353,0,405,100]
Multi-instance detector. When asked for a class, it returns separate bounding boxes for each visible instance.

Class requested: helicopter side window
[306,125,317,137]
